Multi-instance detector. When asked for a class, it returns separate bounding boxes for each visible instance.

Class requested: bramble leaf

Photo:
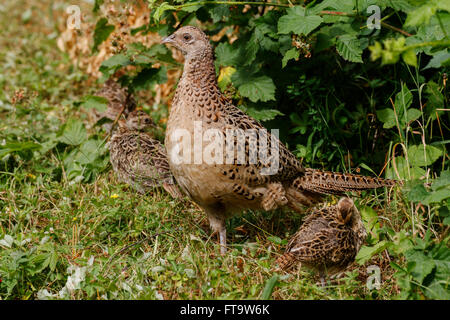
[336,34,363,63]
[93,18,114,52]
[232,71,276,103]
[408,144,444,167]
[278,6,323,36]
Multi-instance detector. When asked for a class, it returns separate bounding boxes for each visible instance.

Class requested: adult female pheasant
[162,26,399,254]
[276,197,367,286]
[109,110,183,199]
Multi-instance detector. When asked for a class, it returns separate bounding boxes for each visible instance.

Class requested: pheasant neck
[181,48,217,88]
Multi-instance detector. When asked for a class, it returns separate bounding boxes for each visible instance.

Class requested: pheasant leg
[206,209,227,255]
[319,272,326,288]
[219,227,227,255]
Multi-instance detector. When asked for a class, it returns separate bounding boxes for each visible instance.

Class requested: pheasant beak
[161,34,175,45]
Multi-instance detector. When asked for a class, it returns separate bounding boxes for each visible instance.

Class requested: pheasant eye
[183,34,192,41]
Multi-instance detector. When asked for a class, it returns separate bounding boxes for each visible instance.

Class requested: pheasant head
[337,197,356,225]
[162,26,212,58]
[337,197,367,250]
[121,110,156,131]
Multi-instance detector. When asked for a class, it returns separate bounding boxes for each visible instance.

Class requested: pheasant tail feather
[293,168,401,196]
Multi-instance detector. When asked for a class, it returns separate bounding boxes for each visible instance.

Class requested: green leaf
[407,183,430,202]
[408,144,444,167]
[253,20,279,53]
[75,139,107,165]
[444,216,450,226]
[232,71,276,103]
[82,95,108,112]
[215,42,239,67]
[0,141,41,158]
[100,54,131,76]
[376,108,396,129]
[423,188,450,204]
[49,251,58,271]
[261,274,278,300]
[376,84,419,129]
[390,230,415,255]
[405,4,437,27]
[424,50,450,69]
[267,236,283,245]
[251,10,279,36]
[405,108,422,124]
[278,6,323,36]
[132,66,167,90]
[93,18,114,52]
[386,156,426,180]
[238,77,276,102]
[218,66,236,90]
[387,0,415,12]
[282,48,300,68]
[315,32,335,52]
[216,36,259,67]
[436,0,450,12]
[240,33,259,66]
[181,4,201,13]
[144,43,178,65]
[58,119,87,146]
[153,2,176,22]
[241,107,284,122]
[425,80,445,119]
[432,171,450,190]
[425,280,450,299]
[402,49,417,67]
[93,0,104,13]
[310,0,354,14]
[356,241,389,265]
[360,206,381,240]
[405,250,435,283]
[336,35,363,63]
[394,84,413,112]
[209,4,230,23]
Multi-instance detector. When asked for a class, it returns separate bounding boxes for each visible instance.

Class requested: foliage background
[0,0,448,299]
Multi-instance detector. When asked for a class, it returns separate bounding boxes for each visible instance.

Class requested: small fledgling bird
[276,197,367,286]
[109,110,183,198]
[162,26,399,254]
[91,79,137,132]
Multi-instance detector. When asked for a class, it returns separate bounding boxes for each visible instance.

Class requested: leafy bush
[0,0,448,300]
[95,0,448,172]
[92,0,450,299]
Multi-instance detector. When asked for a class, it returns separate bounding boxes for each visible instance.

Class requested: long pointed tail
[293,168,402,196]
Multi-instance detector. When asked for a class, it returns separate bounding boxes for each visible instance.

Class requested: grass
[0,0,447,300]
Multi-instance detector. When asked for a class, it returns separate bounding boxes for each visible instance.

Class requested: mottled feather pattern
[109,111,182,198]
[91,79,137,131]
[163,26,399,254]
[294,168,400,195]
[277,198,367,275]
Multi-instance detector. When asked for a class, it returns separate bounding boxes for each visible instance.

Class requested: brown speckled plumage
[162,26,399,254]
[92,79,136,131]
[109,110,182,198]
[276,197,367,285]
